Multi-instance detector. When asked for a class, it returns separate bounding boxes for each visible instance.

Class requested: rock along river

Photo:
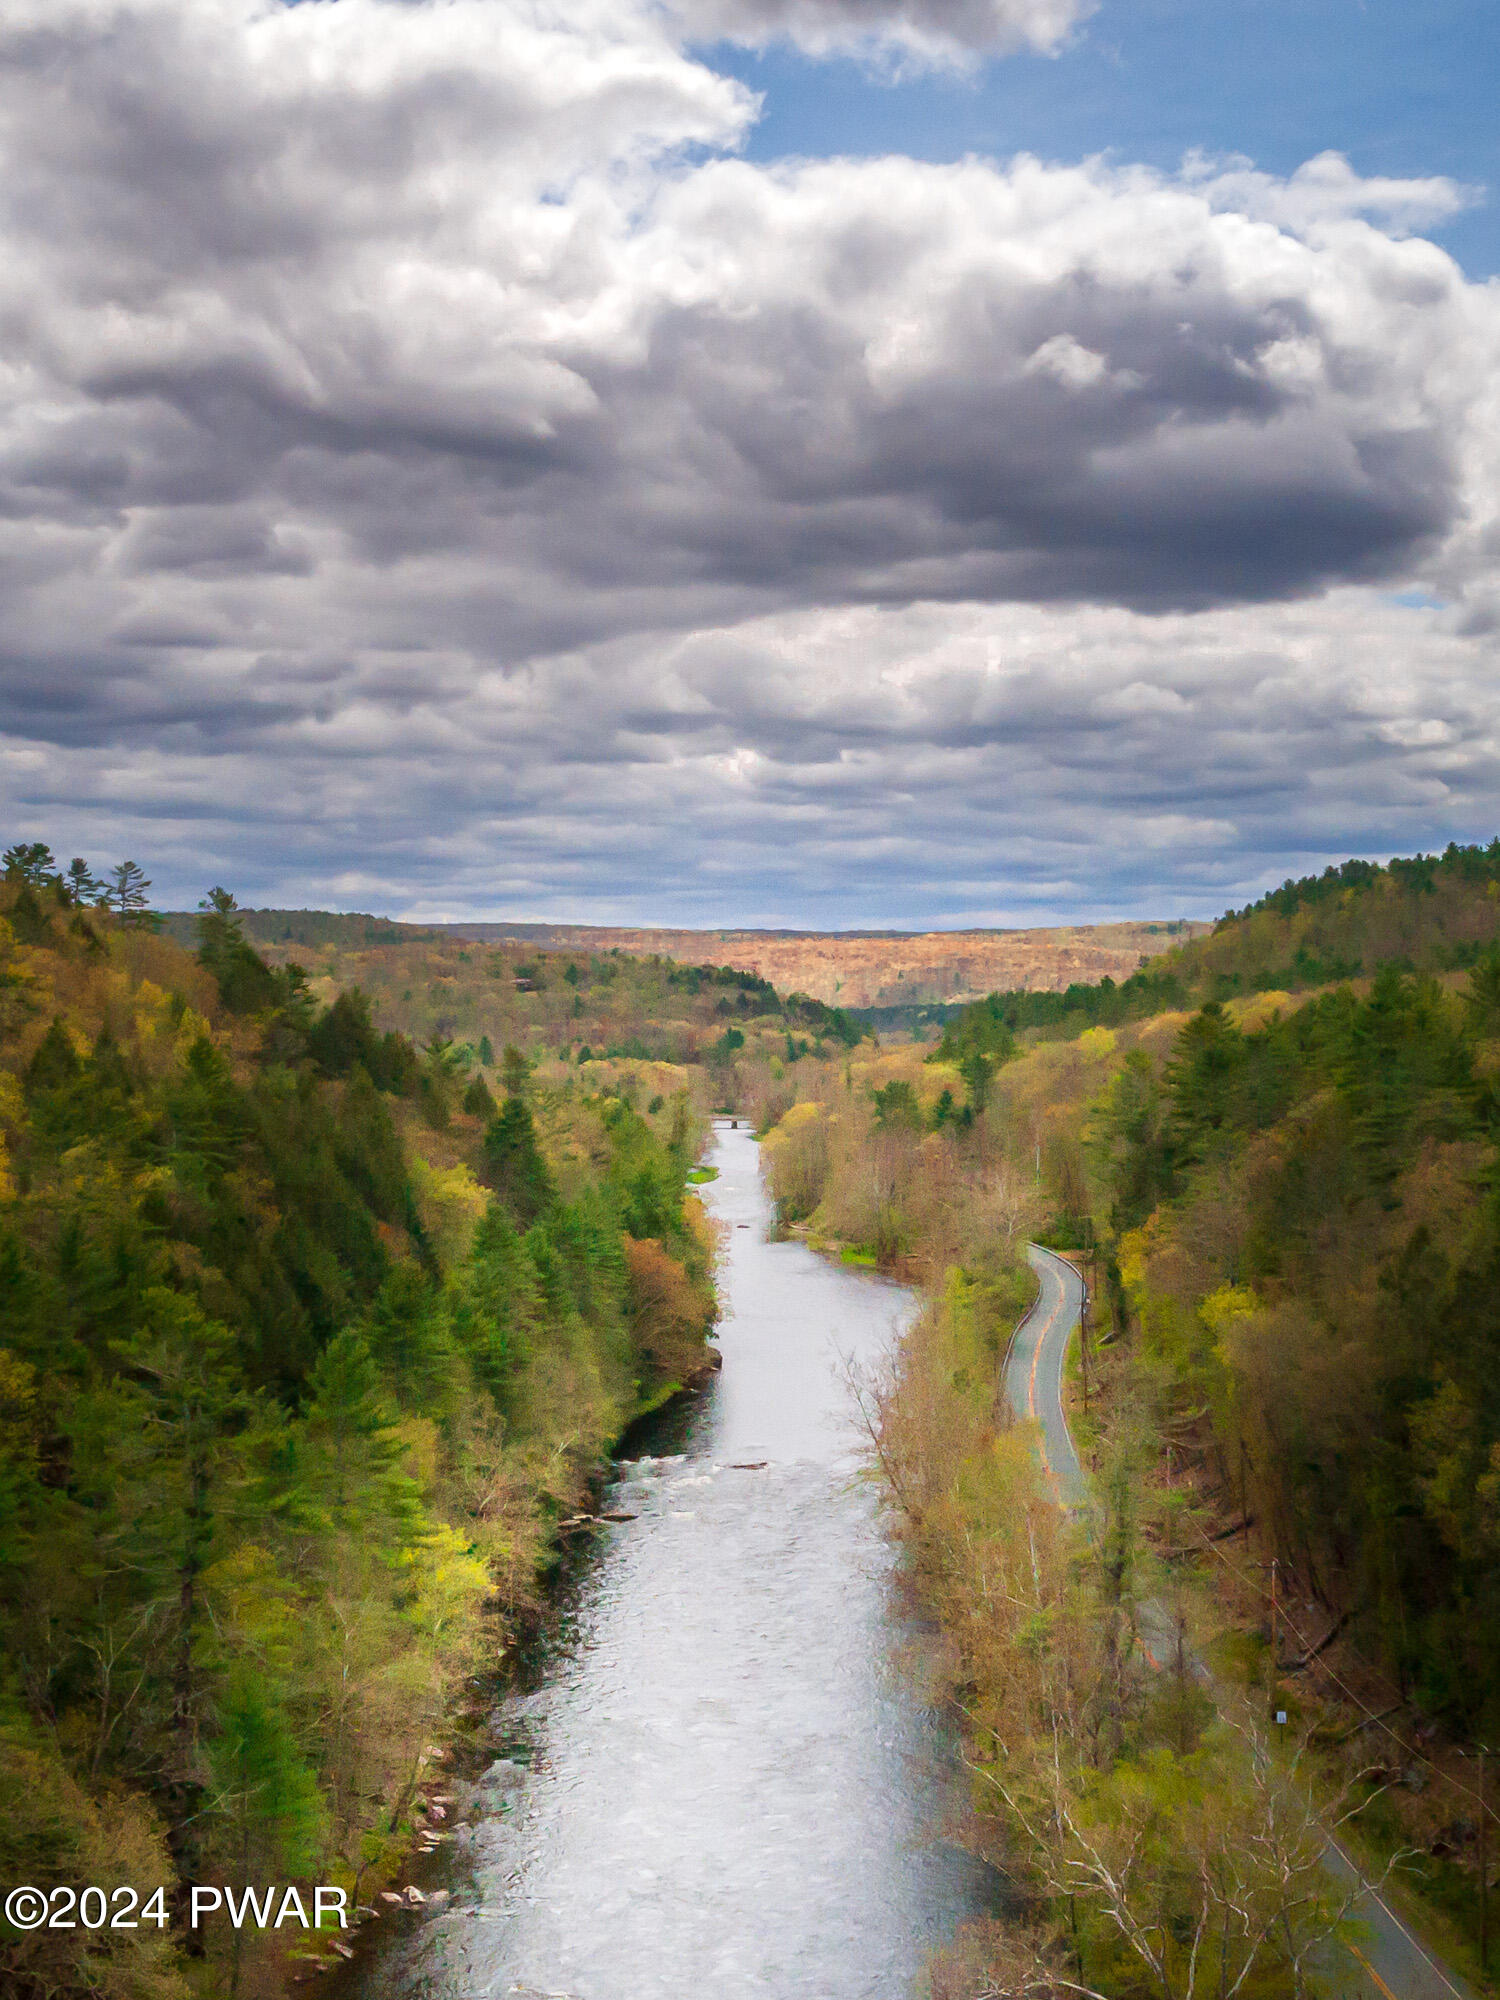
[346,1120,997,2000]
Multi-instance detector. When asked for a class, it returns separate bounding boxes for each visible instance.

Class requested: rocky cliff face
[448,919,1207,1009]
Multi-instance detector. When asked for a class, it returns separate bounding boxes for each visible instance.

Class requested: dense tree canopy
[0,860,716,1999]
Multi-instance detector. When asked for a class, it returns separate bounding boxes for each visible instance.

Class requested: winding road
[1007,1242,1479,2000]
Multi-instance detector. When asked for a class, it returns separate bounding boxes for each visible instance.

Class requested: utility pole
[1481,1743,1490,1973]
[1268,1557,1279,1727]
[1079,1275,1090,1416]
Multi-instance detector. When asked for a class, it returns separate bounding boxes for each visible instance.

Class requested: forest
[0,849,721,1999]
[13,828,1500,1999]
[752,843,1500,1997]
[174,914,867,1085]
[927,836,1500,1047]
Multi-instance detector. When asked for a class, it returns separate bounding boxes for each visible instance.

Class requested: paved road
[1005,1244,1089,1511]
[1006,1242,1480,2000]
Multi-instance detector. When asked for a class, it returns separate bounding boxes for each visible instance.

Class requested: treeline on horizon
[0,844,718,2000]
[931,836,1500,1059]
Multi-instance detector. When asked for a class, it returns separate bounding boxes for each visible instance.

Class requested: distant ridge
[162,909,1206,1010]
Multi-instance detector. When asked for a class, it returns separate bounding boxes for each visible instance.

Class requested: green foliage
[935,969,1185,1052]
[65,857,104,906]
[958,1048,994,1117]
[306,987,418,1091]
[1103,956,1500,1731]
[871,1077,922,1129]
[3,841,59,888]
[482,1097,556,1226]
[0,867,716,1999]
[195,887,279,1014]
[463,1071,498,1121]
[207,1669,328,1878]
[104,860,156,928]
[934,839,1500,1065]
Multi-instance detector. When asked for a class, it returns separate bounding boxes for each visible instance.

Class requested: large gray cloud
[6,590,1498,926]
[0,0,1495,919]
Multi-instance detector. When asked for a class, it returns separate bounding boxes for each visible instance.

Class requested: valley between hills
[172,911,1208,1011]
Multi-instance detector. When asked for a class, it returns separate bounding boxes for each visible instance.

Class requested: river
[347,1120,996,2000]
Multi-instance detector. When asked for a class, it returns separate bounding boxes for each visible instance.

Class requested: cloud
[663,0,1092,64]
[0,0,1495,920]
[8,590,1498,928]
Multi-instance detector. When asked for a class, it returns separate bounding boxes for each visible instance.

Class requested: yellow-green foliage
[0,867,717,1999]
[409,1152,489,1263]
[0,1724,188,2000]
[870,1252,1350,2000]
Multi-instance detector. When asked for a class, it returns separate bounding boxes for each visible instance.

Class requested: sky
[0,0,1498,928]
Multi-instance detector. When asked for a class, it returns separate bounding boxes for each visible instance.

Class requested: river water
[350,1121,995,2000]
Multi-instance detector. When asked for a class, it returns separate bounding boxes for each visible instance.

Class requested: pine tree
[462,1073,497,1121]
[295,1328,423,1542]
[64,857,105,906]
[482,1098,554,1226]
[359,1264,458,1415]
[208,1668,327,1880]
[2,840,58,886]
[104,860,156,928]
[99,1291,249,1870]
[195,888,277,1014]
[448,1203,540,1405]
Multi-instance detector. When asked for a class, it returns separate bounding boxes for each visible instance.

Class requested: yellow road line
[1025,1281,1061,1496]
[1347,1939,1398,2000]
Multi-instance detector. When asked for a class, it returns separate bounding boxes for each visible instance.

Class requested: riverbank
[267,1258,727,1997]
[328,1122,996,2000]
[751,1040,1468,1997]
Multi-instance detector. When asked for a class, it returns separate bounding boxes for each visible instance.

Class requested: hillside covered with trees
[753,840,1500,1997]
[930,836,1500,1051]
[0,850,718,2000]
[202,920,865,1118]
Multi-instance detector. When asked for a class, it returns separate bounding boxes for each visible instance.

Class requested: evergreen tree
[207,1668,327,1882]
[3,841,58,887]
[481,1098,555,1226]
[447,1203,538,1405]
[872,1078,922,1130]
[97,1291,250,1867]
[195,888,278,1015]
[294,1329,423,1542]
[958,1049,994,1117]
[64,857,104,906]
[1165,1001,1245,1161]
[306,989,381,1078]
[359,1264,458,1415]
[501,1042,529,1098]
[463,1072,497,1121]
[104,860,157,928]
